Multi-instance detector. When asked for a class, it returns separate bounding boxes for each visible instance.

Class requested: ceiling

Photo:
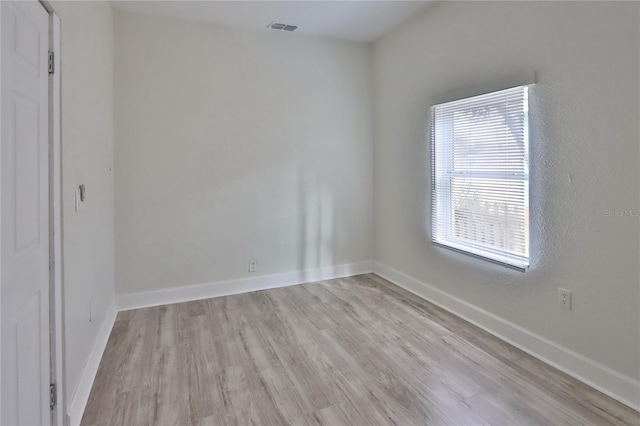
[111,1,435,43]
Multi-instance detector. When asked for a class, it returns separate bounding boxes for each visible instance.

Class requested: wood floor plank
[218,366,252,425]
[81,274,640,426]
[148,347,191,426]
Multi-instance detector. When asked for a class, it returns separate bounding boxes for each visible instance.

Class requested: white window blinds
[431,85,530,270]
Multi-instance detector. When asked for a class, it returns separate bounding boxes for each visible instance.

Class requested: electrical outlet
[248,260,257,273]
[89,297,94,322]
[558,288,571,310]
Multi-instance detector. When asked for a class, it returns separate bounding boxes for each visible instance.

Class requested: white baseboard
[66,299,118,426]
[373,262,640,412]
[116,261,373,311]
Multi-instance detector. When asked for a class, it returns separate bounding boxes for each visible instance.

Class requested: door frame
[42,2,63,425]
[0,2,63,424]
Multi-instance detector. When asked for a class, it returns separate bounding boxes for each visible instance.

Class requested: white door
[1,1,51,425]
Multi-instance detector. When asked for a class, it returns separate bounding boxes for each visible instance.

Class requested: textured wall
[373,1,639,380]
[51,1,115,404]
[114,11,373,295]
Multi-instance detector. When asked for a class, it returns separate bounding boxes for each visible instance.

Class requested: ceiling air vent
[268,21,298,32]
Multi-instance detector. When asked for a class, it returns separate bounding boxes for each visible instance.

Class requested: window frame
[430,85,531,271]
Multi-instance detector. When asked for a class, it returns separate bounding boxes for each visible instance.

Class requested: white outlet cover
[558,288,571,310]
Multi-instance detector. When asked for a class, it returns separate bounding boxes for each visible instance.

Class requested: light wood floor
[81,274,639,426]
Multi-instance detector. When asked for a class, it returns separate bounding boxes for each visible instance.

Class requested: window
[431,85,530,270]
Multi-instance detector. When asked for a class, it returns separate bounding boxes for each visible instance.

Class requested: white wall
[50,0,115,406]
[114,11,373,295]
[373,0,639,384]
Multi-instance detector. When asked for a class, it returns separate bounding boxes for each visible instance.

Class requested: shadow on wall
[297,166,339,279]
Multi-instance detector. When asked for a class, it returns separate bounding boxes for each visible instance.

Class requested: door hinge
[48,51,54,74]
[49,383,57,407]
